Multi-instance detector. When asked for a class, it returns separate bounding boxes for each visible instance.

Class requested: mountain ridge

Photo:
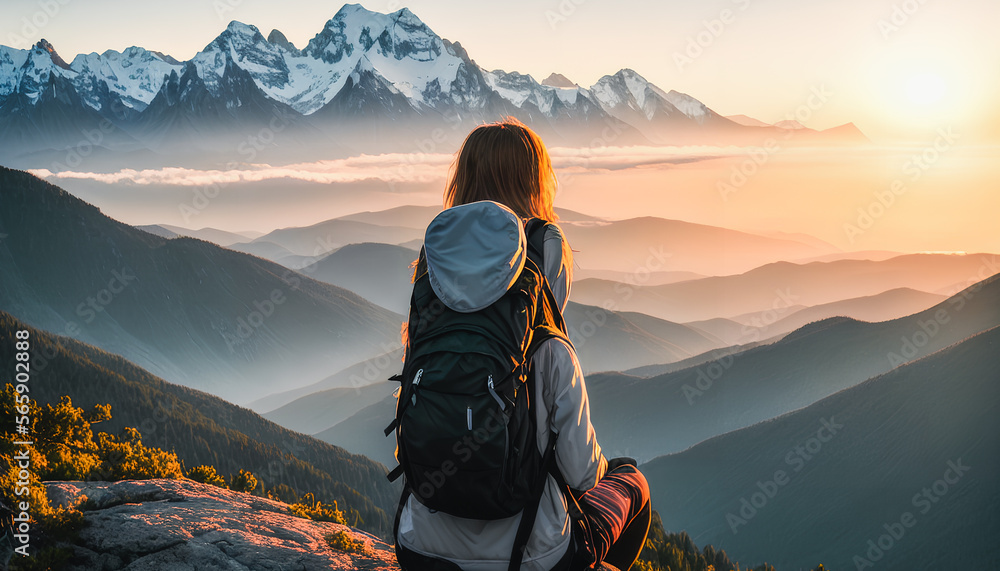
[0,4,865,167]
[0,167,403,404]
[640,324,1000,569]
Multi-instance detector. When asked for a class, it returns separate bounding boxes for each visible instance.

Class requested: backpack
[386,214,571,564]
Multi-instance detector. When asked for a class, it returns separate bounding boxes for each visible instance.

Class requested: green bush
[229,469,258,494]
[186,465,228,488]
[324,530,368,554]
[289,493,347,524]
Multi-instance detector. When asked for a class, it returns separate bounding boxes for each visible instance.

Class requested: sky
[2,0,999,143]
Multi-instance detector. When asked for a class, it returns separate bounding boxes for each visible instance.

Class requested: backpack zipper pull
[467,406,473,431]
[487,375,506,411]
[411,368,423,406]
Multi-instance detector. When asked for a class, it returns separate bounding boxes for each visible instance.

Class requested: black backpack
[386,217,571,565]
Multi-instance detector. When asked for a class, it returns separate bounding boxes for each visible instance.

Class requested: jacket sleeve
[542,223,572,312]
[536,220,606,490]
[534,337,607,492]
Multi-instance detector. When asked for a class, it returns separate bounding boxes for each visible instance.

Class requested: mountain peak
[393,6,421,23]
[224,20,262,38]
[820,122,871,143]
[267,29,296,52]
[329,2,381,25]
[542,72,577,88]
[151,50,181,65]
[34,38,72,70]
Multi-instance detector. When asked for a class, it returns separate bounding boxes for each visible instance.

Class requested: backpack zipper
[467,406,473,431]
[487,375,506,412]
[411,368,423,406]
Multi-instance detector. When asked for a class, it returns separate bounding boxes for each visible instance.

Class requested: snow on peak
[664,89,709,120]
[484,69,579,114]
[223,20,263,39]
[0,5,719,129]
[35,39,72,70]
[69,47,182,110]
[0,46,29,99]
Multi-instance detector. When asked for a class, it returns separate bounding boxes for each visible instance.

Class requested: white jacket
[397,201,608,570]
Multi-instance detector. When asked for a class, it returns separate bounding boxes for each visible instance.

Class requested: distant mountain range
[571,254,999,322]
[642,325,1000,570]
[0,4,867,169]
[585,273,1000,461]
[305,274,999,466]
[137,224,260,246]
[0,167,401,404]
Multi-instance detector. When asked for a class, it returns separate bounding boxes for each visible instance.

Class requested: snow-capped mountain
[0,3,865,169]
[70,47,182,112]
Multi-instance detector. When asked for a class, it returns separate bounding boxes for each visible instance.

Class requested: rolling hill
[571,254,999,322]
[315,393,398,467]
[563,301,726,372]
[641,325,1000,570]
[248,346,405,413]
[263,381,397,436]
[260,300,726,441]
[559,217,836,276]
[584,273,1000,461]
[317,275,1000,467]
[297,242,418,313]
[725,287,946,338]
[136,224,256,247]
[248,218,423,257]
[0,167,402,404]
[0,310,398,536]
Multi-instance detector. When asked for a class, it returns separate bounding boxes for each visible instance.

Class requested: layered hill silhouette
[584,273,1000,461]
[722,287,947,340]
[641,325,1000,570]
[249,346,405,413]
[248,218,423,258]
[563,301,725,372]
[0,167,402,403]
[136,224,258,246]
[315,393,398,467]
[264,381,398,437]
[298,242,418,313]
[560,217,837,276]
[259,300,727,442]
[0,311,397,534]
[571,254,1000,322]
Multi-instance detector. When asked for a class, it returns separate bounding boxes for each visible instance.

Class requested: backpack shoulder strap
[523,217,550,266]
[509,428,558,571]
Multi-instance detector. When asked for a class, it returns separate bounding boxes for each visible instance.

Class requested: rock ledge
[45,479,399,570]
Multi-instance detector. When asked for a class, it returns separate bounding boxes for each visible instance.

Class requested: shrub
[324,530,368,555]
[229,469,258,494]
[288,494,346,524]
[186,465,228,488]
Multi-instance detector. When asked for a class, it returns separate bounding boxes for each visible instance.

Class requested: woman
[395,117,650,570]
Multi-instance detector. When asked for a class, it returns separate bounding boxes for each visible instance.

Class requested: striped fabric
[579,465,651,569]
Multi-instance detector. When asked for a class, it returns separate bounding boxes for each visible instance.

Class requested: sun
[905,73,947,106]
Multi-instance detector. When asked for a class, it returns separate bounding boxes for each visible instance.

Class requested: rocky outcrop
[45,479,399,570]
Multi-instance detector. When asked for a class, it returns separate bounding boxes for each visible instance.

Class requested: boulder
[44,479,398,570]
